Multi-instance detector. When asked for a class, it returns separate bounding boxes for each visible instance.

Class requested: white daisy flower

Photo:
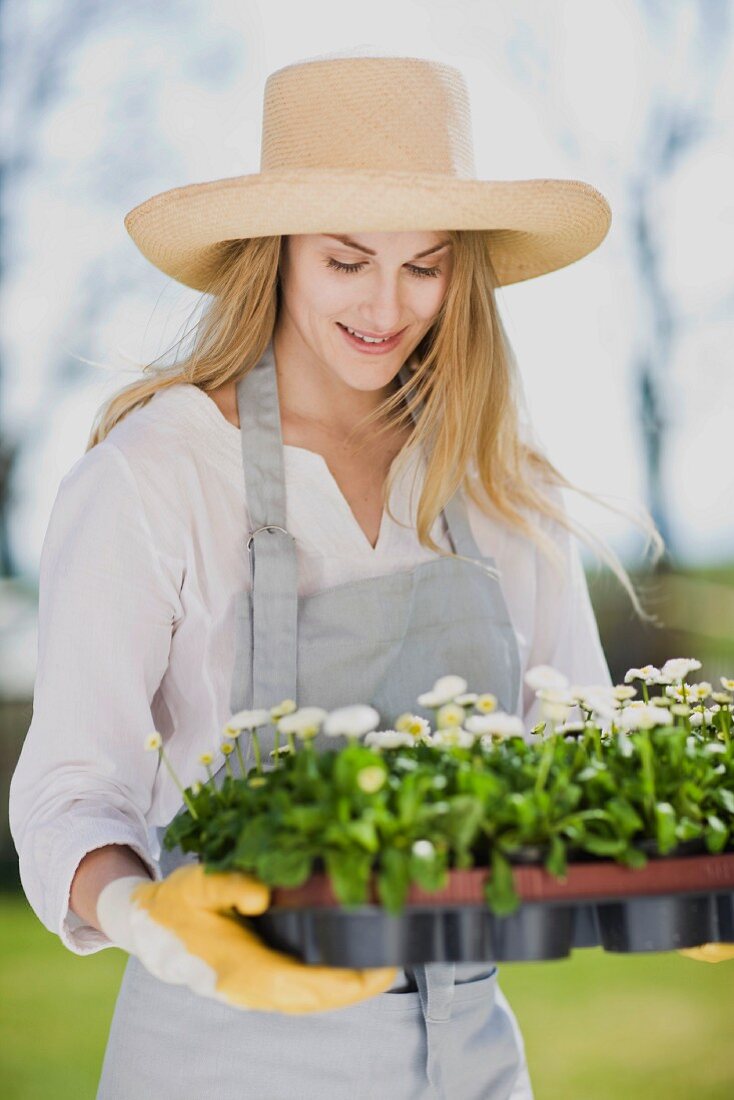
[624,665,662,684]
[617,704,671,731]
[661,657,702,682]
[428,726,476,749]
[323,704,380,739]
[144,731,162,751]
[474,693,498,714]
[270,699,298,720]
[227,708,272,732]
[277,706,328,737]
[580,689,620,722]
[436,702,466,729]
[454,693,478,707]
[394,713,432,740]
[417,674,468,707]
[465,712,525,738]
[356,765,387,793]
[525,665,570,692]
[364,729,416,750]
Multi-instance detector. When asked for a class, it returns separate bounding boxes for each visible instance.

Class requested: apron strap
[236,342,299,707]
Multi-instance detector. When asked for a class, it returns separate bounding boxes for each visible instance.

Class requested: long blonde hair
[87,230,665,621]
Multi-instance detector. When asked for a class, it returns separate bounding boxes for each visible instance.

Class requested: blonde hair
[87,230,665,621]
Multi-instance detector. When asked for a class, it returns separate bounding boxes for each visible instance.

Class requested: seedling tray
[248,852,734,965]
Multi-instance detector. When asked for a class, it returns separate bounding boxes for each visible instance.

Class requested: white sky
[5,0,734,577]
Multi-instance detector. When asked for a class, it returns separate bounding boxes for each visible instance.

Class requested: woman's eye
[325,257,441,279]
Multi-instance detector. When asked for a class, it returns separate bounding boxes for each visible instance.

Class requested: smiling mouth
[336,322,405,342]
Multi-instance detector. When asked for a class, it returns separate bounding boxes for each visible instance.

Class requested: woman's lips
[336,322,404,354]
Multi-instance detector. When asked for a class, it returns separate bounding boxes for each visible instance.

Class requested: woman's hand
[96,863,398,1013]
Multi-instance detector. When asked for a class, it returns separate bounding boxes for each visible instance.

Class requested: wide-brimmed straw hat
[123,52,612,292]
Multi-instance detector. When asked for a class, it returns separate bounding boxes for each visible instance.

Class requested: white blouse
[9,381,613,955]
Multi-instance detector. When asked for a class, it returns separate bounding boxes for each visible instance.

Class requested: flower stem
[234,738,247,776]
[159,747,199,820]
[251,730,262,773]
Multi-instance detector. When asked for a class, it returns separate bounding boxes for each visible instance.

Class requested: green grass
[500,946,734,1099]
[1,891,732,1099]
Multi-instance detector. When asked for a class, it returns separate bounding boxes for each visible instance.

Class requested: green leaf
[409,847,449,892]
[654,802,677,854]
[325,848,372,906]
[344,818,379,852]
[483,849,520,916]
[507,792,537,829]
[443,795,484,853]
[234,817,272,866]
[397,773,422,826]
[545,834,567,878]
[715,787,734,815]
[704,814,729,853]
[675,816,703,842]
[377,848,411,915]
[284,805,329,832]
[607,798,644,836]
[255,847,312,887]
[582,835,627,857]
[618,845,647,869]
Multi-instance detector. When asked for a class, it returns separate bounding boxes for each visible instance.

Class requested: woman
[9,54,666,1099]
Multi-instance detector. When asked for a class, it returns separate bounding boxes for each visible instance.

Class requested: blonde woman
[10,54,669,1099]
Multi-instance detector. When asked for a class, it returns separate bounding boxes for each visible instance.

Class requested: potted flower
[148,660,734,965]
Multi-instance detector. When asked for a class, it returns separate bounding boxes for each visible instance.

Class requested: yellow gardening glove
[96,862,397,1013]
[678,943,734,963]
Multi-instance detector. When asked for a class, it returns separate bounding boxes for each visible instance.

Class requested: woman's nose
[358,281,405,331]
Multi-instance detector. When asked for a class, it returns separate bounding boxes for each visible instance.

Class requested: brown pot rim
[269,851,734,908]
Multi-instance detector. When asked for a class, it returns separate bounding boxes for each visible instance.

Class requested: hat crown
[260,56,476,178]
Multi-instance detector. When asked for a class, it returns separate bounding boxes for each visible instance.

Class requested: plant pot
[595,893,721,952]
[252,901,576,967]
[247,853,734,967]
[570,904,601,950]
[632,837,709,858]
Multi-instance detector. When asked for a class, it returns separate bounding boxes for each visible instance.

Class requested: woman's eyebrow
[323,234,452,259]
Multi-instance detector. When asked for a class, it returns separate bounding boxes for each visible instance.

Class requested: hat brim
[124,169,612,292]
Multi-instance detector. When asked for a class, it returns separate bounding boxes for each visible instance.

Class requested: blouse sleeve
[521,487,613,729]
[8,439,183,955]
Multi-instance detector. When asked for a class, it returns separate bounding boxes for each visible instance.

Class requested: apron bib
[96,339,534,1099]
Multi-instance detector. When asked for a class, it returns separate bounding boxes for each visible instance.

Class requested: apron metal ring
[246,524,290,552]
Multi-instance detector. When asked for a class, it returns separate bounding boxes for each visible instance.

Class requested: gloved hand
[96,862,398,1013]
[678,943,734,963]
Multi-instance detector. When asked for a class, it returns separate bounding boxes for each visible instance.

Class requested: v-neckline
[289,445,403,556]
[179,381,404,556]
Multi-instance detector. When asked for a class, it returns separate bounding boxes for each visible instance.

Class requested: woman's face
[275,230,454,392]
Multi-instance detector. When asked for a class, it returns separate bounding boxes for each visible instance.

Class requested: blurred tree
[0,0,105,576]
[631,0,732,568]
[0,0,242,577]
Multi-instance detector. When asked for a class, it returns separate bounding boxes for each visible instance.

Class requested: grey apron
[97,339,534,1100]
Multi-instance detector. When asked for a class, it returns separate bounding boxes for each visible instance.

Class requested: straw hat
[123,52,612,292]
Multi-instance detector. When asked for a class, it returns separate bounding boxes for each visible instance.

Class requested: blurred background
[1,1,733,1097]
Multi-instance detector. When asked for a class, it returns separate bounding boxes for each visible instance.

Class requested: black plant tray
[247,851,734,965]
